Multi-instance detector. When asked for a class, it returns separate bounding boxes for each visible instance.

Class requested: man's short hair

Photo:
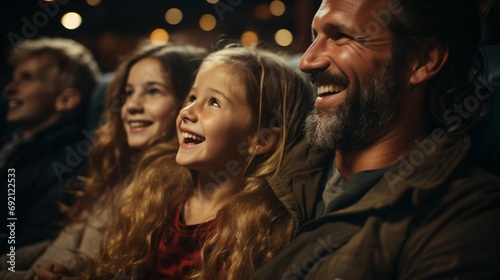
[388,1,489,134]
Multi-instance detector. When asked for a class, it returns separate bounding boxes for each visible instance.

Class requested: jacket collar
[318,132,471,217]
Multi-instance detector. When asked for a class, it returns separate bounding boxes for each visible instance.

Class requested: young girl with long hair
[27,43,206,280]
[90,45,325,280]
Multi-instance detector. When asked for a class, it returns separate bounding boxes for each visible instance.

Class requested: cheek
[336,47,391,77]
[154,105,178,132]
[120,105,127,120]
[29,94,56,112]
[24,87,48,104]
[223,124,253,149]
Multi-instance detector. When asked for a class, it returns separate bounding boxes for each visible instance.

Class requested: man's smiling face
[300,0,405,150]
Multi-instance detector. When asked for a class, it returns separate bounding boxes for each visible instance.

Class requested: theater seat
[85,72,114,133]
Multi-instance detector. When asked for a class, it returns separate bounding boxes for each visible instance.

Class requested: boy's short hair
[9,37,102,121]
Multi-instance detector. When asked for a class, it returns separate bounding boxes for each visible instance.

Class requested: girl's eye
[121,89,134,101]
[184,95,196,106]
[147,88,161,95]
[209,98,221,108]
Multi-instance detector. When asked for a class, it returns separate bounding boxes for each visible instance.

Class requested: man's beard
[305,58,403,151]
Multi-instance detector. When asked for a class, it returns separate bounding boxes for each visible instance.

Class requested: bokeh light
[254,4,272,20]
[270,1,286,16]
[275,29,293,46]
[206,0,219,3]
[165,8,183,25]
[150,28,169,45]
[199,14,217,31]
[86,0,101,6]
[241,31,259,46]
[61,12,82,30]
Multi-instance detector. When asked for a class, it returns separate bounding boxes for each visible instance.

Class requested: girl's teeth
[129,121,150,127]
[182,132,205,142]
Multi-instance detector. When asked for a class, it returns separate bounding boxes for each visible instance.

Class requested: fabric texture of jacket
[0,121,89,252]
[267,137,331,236]
[253,133,500,280]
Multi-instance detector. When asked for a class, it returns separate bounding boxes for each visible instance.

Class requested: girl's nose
[179,103,197,123]
[124,93,144,114]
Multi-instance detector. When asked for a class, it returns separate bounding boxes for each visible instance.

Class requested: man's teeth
[129,121,151,128]
[8,100,22,108]
[182,132,205,142]
[317,84,346,95]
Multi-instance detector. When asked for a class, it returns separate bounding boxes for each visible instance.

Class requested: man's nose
[299,39,331,74]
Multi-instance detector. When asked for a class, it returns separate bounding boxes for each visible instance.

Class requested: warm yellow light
[86,0,101,6]
[61,12,82,30]
[199,14,216,31]
[206,0,219,3]
[150,28,169,45]
[254,4,272,20]
[275,29,293,47]
[241,31,259,46]
[165,8,183,25]
[270,0,286,16]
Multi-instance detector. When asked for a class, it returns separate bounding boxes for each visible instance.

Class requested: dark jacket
[254,134,500,280]
[268,137,330,235]
[1,121,89,252]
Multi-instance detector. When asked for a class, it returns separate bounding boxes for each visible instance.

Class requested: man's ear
[409,40,449,85]
[248,127,281,156]
[55,88,81,113]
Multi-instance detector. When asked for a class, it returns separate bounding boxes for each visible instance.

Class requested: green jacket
[256,133,500,280]
[268,137,331,235]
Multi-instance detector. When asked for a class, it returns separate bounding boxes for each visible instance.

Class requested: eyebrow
[125,81,169,88]
[208,87,233,104]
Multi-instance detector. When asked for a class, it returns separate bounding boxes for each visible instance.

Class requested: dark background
[0,0,498,90]
[0,0,322,88]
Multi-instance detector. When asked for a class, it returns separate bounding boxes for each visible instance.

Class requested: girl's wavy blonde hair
[88,45,313,280]
[67,42,206,224]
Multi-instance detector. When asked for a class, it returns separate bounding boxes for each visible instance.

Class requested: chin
[128,142,147,150]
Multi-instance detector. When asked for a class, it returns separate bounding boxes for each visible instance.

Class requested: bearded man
[252,0,500,279]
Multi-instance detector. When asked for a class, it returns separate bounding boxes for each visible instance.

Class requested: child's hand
[35,262,78,280]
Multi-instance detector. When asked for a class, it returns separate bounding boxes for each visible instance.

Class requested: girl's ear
[248,127,281,156]
[55,87,81,113]
[409,40,449,85]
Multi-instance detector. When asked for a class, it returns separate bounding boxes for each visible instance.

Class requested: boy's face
[4,55,60,133]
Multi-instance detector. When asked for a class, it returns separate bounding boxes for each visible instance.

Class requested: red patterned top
[152,203,215,280]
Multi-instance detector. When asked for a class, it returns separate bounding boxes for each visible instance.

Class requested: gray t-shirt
[316,164,389,217]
